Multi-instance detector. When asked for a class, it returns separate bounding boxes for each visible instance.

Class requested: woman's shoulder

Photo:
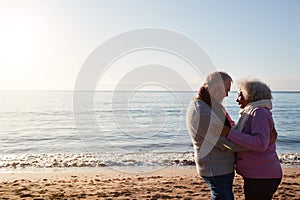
[251,107,273,121]
[252,106,272,114]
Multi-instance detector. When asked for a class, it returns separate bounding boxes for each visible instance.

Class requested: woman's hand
[269,125,277,144]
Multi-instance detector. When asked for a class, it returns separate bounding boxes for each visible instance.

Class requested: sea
[0,91,299,171]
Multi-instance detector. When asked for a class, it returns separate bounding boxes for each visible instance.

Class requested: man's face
[224,81,231,98]
[212,81,231,103]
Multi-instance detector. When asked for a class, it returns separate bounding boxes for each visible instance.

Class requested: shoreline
[0,167,299,199]
[1,152,299,169]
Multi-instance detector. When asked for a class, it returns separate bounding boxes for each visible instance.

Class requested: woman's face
[236,90,249,109]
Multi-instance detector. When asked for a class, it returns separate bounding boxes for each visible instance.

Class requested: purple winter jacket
[227,107,282,179]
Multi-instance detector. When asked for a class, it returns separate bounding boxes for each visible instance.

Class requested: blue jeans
[202,172,234,200]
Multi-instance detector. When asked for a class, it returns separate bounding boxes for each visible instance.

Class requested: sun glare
[0,2,44,89]
[1,23,39,69]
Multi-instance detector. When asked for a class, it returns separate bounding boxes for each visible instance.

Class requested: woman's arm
[225,108,271,151]
[190,108,247,152]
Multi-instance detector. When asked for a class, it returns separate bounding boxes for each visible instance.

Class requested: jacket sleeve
[192,107,248,152]
[217,136,248,152]
[227,108,271,152]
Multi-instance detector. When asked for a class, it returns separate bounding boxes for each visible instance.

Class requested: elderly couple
[187,71,282,200]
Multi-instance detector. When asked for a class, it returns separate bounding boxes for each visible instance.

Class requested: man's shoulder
[191,98,209,108]
[187,99,211,115]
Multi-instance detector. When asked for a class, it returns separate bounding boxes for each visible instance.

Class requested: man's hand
[208,124,231,137]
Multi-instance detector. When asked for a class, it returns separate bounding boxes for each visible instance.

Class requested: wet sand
[0,167,299,199]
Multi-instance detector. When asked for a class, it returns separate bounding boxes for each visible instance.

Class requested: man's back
[186,99,236,177]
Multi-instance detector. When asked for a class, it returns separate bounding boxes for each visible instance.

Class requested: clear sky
[0,0,299,91]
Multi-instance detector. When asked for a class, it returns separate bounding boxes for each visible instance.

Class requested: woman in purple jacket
[220,79,282,200]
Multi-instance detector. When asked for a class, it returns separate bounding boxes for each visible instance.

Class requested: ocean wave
[0,152,298,170]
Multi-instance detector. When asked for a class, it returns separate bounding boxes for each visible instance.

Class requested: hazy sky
[0,0,299,91]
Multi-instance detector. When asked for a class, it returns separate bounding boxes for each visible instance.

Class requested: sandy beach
[0,167,299,199]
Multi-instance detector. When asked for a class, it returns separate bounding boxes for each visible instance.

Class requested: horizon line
[0,89,299,93]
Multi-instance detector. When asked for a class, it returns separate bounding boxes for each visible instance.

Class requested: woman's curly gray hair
[237,79,272,102]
